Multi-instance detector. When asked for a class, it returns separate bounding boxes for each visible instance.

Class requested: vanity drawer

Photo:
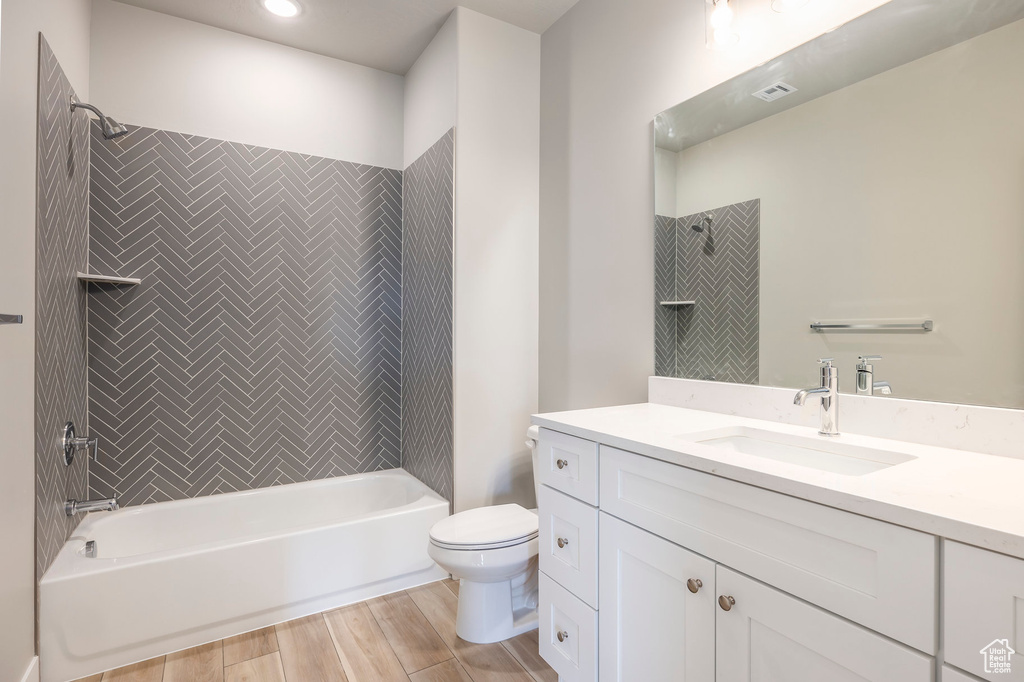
[539,572,598,682]
[538,485,599,608]
[537,428,599,505]
[600,445,938,654]
[944,541,1024,680]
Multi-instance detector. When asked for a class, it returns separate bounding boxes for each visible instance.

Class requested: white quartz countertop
[532,402,1024,559]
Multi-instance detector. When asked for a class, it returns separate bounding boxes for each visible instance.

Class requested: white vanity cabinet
[535,426,1024,682]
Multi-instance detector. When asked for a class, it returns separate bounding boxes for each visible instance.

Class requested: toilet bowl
[427,426,542,644]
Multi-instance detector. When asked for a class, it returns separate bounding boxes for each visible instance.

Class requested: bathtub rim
[42,468,448,581]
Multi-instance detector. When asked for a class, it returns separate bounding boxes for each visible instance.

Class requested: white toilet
[427,426,542,644]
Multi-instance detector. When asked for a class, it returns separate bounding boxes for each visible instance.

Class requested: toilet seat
[429,504,538,551]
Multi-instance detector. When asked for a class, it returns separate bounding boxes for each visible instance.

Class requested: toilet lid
[429,504,538,548]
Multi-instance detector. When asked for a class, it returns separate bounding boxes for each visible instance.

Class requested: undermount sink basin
[683,426,916,476]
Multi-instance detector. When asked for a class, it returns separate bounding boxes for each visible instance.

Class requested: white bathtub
[39,469,449,682]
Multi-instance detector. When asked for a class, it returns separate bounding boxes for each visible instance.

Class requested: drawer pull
[556,459,569,469]
[719,595,736,611]
[556,537,570,549]
[687,578,703,593]
[556,630,570,642]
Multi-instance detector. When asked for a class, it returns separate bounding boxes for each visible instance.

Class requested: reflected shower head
[70,99,129,140]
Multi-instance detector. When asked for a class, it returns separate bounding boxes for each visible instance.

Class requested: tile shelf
[659,300,696,307]
[77,272,141,286]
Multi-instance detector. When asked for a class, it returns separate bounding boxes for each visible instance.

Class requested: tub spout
[65,496,119,516]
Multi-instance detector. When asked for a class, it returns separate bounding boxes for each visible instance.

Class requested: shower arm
[70,100,106,120]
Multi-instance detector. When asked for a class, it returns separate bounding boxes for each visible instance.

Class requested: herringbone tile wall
[401,130,455,502]
[654,214,678,378]
[87,125,404,505]
[655,200,760,384]
[35,37,91,581]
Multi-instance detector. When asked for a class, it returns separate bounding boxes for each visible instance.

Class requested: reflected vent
[752,81,798,102]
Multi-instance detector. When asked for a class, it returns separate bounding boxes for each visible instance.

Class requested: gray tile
[35,36,91,581]
[655,201,759,385]
[88,124,404,505]
[654,214,678,377]
[401,130,455,503]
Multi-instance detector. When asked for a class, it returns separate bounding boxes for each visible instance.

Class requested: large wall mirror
[654,0,1024,409]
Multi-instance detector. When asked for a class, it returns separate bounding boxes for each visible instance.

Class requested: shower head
[70,99,129,140]
[692,215,713,233]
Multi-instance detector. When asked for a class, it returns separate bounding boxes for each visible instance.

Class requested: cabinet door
[944,541,1024,680]
[598,513,715,682]
[716,566,934,682]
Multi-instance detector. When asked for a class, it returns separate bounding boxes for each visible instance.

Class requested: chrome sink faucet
[794,358,839,437]
[856,355,892,396]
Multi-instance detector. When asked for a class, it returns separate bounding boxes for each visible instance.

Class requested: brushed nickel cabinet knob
[557,537,570,549]
[556,459,569,469]
[719,595,736,611]
[557,630,569,642]
[686,578,703,593]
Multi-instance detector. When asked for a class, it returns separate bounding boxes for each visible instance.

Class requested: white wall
[90,0,404,169]
[453,8,540,512]
[403,12,457,169]
[0,1,91,678]
[673,18,1024,408]
[539,0,889,411]
[654,147,676,218]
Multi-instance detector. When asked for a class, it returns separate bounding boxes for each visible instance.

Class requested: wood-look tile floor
[74,580,556,682]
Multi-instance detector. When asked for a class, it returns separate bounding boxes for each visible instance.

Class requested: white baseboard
[19,657,39,682]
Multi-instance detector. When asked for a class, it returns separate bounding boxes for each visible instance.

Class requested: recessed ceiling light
[263,0,300,18]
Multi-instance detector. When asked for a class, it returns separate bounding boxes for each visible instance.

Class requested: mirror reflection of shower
[692,213,715,254]
[70,97,129,140]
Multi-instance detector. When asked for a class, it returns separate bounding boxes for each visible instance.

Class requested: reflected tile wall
[655,200,759,385]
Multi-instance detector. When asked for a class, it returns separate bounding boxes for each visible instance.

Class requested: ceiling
[110,0,579,75]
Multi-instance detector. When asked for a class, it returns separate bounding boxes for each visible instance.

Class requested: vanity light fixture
[709,0,740,47]
[771,0,811,12]
[262,0,300,18]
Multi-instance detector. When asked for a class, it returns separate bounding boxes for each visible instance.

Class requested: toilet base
[454,558,539,644]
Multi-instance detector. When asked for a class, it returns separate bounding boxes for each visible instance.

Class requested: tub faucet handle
[62,421,99,466]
